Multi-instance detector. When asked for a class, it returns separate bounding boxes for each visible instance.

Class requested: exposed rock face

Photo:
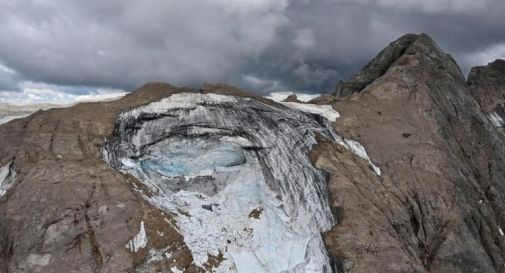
[333,34,429,98]
[1,34,505,273]
[468,59,505,131]
[322,34,505,272]
[283,94,301,102]
[0,83,202,273]
[468,59,505,112]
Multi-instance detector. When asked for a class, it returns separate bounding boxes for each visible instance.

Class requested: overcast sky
[1,0,504,103]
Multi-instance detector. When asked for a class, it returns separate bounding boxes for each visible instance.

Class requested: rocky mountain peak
[334,33,463,98]
[327,33,505,273]
[468,59,505,111]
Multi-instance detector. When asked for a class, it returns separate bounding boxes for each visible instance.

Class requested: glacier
[104,93,380,272]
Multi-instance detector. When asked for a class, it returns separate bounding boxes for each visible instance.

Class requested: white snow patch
[500,228,504,236]
[328,136,381,176]
[145,247,172,264]
[122,93,237,119]
[126,221,148,252]
[488,112,504,127]
[342,139,381,176]
[219,136,253,147]
[0,162,16,197]
[281,102,340,122]
[265,92,321,103]
[171,266,184,273]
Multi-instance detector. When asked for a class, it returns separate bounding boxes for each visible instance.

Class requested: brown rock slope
[1,33,505,273]
[0,83,206,273]
[317,34,505,272]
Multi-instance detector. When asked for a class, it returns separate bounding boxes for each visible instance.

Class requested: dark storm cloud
[0,65,20,91]
[0,0,504,97]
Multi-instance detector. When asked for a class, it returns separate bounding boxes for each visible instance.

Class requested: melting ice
[104,93,379,272]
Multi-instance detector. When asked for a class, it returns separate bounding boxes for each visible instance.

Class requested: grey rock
[333,33,462,99]
[323,33,505,272]
[468,59,505,112]
[283,94,300,102]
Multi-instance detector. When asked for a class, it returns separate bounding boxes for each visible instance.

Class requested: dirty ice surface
[105,92,382,272]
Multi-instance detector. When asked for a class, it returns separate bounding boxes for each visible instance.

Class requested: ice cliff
[104,92,385,272]
[104,93,338,272]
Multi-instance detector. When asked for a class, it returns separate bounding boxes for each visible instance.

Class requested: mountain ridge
[1,33,505,273]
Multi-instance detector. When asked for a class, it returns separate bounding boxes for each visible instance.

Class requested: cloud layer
[1,0,504,99]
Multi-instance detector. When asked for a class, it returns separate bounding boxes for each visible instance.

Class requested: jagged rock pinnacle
[334,33,463,98]
[468,59,505,111]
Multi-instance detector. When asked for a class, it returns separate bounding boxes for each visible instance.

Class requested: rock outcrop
[468,59,505,130]
[468,59,505,112]
[333,34,442,99]
[283,94,301,103]
[1,34,505,273]
[0,83,200,273]
[322,34,505,272]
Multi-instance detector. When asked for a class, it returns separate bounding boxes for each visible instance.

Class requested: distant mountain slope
[0,92,126,125]
[0,103,58,125]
